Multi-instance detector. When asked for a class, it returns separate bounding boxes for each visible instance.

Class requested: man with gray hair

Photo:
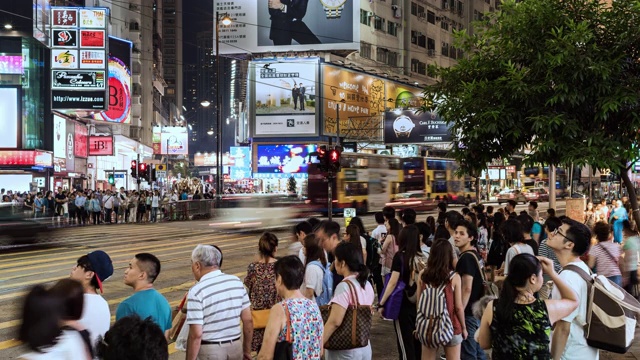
[185,245,253,360]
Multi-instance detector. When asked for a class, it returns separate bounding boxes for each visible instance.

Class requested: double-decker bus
[418,157,476,204]
[307,153,403,215]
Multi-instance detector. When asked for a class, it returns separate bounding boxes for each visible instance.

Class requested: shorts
[445,334,464,347]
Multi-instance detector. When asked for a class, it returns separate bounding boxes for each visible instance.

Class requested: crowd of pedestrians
[16,197,640,360]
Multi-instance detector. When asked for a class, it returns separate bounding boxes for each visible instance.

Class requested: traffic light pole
[327,172,334,221]
[136,154,140,192]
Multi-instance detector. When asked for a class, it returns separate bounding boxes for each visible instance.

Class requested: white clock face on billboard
[320,0,346,7]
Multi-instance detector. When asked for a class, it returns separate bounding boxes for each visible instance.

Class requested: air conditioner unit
[418,12,426,18]
[435,16,443,21]
[444,3,449,9]
[411,37,417,43]
[428,49,436,57]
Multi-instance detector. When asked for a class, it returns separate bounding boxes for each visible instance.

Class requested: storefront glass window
[21,37,47,149]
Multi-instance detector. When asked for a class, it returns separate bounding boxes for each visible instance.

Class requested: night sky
[183,0,213,70]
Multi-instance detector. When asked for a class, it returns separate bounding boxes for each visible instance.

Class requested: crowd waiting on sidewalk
[0,186,215,225]
[16,198,640,360]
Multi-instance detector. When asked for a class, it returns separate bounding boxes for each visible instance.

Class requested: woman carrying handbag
[323,242,374,360]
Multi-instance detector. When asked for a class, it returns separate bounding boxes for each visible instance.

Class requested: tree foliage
[423,0,640,180]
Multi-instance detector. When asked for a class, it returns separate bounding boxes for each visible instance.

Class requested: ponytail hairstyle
[333,241,369,288]
[495,253,541,326]
[258,232,279,261]
[345,224,361,248]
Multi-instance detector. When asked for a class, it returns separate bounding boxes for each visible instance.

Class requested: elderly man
[186,245,253,360]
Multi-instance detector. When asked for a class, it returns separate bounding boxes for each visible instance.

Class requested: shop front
[87,134,153,191]
[252,143,317,195]
[0,150,53,193]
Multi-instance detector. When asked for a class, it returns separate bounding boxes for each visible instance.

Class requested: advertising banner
[385,82,424,109]
[256,144,316,173]
[0,150,53,167]
[0,88,19,148]
[214,0,359,55]
[65,120,75,172]
[392,144,420,157]
[88,136,114,156]
[50,6,108,111]
[52,70,106,90]
[383,110,452,144]
[52,90,106,110]
[0,56,23,75]
[229,146,251,179]
[53,115,66,172]
[252,61,318,137]
[321,65,385,138]
[89,37,132,123]
[152,127,188,155]
[74,123,88,158]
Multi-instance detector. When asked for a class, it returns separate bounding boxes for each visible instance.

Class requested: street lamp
[215,12,232,198]
[200,100,211,107]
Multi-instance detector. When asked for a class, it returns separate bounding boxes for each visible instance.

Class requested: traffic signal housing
[328,146,342,173]
[130,160,138,178]
[108,174,115,185]
[317,145,327,172]
[138,163,148,182]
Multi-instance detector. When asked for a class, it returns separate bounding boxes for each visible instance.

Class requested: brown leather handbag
[321,279,373,350]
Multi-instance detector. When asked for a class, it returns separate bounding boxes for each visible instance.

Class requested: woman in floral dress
[244,232,280,353]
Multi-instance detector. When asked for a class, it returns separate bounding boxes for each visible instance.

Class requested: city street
[0,200,635,360]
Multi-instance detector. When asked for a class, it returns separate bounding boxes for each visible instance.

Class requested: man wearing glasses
[547,218,599,360]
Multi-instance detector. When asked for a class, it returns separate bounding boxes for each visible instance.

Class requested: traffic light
[151,168,157,182]
[108,174,115,185]
[130,160,138,178]
[138,163,148,182]
[328,146,342,172]
[316,145,327,172]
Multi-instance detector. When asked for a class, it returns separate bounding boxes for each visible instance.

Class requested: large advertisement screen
[383,110,452,144]
[214,0,359,55]
[74,123,88,158]
[252,61,318,137]
[0,88,19,148]
[256,144,316,173]
[153,127,189,155]
[229,146,251,180]
[89,36,132,123]
[53,115,66,171]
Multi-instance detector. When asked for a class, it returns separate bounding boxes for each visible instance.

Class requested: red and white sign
[0,150,53,167]
[80,30,105,48]
[79,50,105,69]
[88,136,113,156]
[74,123,88,158]
[52,8,78,27]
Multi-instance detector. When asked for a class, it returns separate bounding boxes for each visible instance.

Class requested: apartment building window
[441,21,449,31]
[442,0,448,10]
[427,37,436,50]
[495,0,501,10]
[377,47,388,63]
[450,46,457,59]
[457,1,464,15]
[388,51,399,67]
[418,33,426,48]
[441,42,449,57]
[417,5,425,17]
[129,21,139,30]
[360,42,372,59]
[387,22,398,36]
[411,2,418,15]
[360,9,371,25]
[458,49,464,58]
[411,30,418,44]
[418,62,427,75]
[374,16,385,31]
[411,58,419,72]
[427,11,435,24]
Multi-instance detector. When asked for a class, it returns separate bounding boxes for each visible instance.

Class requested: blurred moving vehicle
[497,189,528,205]
[386,191,437,212]
[0,203,50,247]
[525,187,549,202]
[209,194,307,231]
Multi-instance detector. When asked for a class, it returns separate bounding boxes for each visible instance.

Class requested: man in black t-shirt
[54,187,67,217]
[454,220,488,360]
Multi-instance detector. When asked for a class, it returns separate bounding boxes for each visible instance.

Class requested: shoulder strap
[462,250,486,282]
[514,245,521,255]
[282,302,292,342]
[599,244,620,265]
[563,264,594,287]
[344,279,361,306]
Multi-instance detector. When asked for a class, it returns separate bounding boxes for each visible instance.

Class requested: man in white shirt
[69,250,113,352]
[371,212,387,243]
[548,218,599,360]
[103,190,115,224]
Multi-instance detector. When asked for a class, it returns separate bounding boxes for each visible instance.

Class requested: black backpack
[364,234,381,270]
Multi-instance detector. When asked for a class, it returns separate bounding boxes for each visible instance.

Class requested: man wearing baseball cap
[70,250,114,350]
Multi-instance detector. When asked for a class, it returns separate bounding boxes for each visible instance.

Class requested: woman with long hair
[380,218,401,280]
[344,223,367,263]
[258,256,323,360]
[418,238,467,359]
[486,212,507,282]
[378,224,425,360]
[426,216,436,243]
[302,234,329,304]
[244,232,280,353]
[323,242,374,359]
[476,254,578,359]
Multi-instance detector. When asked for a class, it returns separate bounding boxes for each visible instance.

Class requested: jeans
[105,208,113,224]
[461,315,487,360]
[151,207,158,222]
[608,275,622,287]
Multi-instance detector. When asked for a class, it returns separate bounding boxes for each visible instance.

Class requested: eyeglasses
[552,228,574,243]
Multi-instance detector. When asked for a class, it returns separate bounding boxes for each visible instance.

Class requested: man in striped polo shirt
[186,244,253,360]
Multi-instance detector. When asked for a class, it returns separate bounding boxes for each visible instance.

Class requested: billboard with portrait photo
[251,60,318,137]
[214,0,359,55]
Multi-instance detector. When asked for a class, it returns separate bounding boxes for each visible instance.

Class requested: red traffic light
[139,163,146,171]
[329,150,339,162]
[131,160,137,168]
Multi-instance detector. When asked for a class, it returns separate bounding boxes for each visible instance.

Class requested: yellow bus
[307,153,403,215]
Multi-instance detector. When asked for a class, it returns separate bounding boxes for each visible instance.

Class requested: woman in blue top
[609,200,628,244]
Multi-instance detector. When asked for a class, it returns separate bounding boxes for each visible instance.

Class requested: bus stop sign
[344,208,356,226]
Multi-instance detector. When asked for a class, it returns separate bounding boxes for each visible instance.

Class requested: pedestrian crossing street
[0,217,383,358]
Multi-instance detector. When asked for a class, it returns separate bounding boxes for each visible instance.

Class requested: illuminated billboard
[214,0,359,55]
[256,144,316,173]
[153,127,189,155]
[0,88,19,148]
[383,110,452,144]
[251,60,318,137]
[89,36,132,123]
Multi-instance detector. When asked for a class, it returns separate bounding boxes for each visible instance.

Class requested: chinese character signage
[50,6,108,111]
[214,0,359,55]
[383,110,452,144]
[251,60,318,137]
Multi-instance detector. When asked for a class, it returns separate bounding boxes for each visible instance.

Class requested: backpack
[364,234,381,270]
[564,264,640,354]
[414,272,455,348]
[406,256,428,303]
[310,260,333,307]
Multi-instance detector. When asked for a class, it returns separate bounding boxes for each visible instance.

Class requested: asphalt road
[0,201,569,359]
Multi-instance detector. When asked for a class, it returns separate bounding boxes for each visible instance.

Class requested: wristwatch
[320,0,347,18]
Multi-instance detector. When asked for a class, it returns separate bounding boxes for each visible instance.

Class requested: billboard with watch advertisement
[250,60,318,137]
[213,0,359,55]
[383,110,452,144]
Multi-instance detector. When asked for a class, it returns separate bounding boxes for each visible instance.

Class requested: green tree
[287,176,297,194]
[424,0,640,225]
